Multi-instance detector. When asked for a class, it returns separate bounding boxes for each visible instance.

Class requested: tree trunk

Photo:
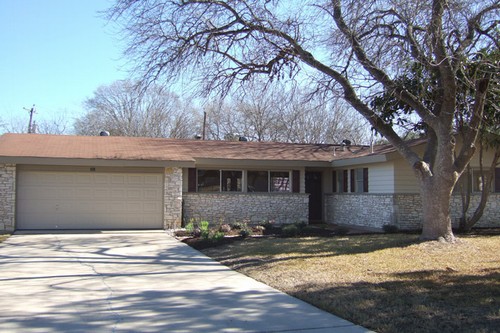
[414,146,457,242]
[419,177,456,241]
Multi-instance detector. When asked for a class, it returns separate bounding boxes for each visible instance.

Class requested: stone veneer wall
[324,194,395,229]
[450,193,500,228]
[325,193,500,230]
[182,193,309,226]
[0,164,16,233]
[164,167,183,229]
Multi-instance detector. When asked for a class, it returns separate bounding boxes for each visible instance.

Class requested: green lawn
[201,234,500,333]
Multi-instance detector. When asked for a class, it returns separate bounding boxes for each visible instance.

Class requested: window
[341,170,348,192]
[197,170,243,192]
[270,171,291,192]
[354,168,369,193]
[455,168,498,194]
[472,170,484,192]
[192,169,294,193]
[350,169,356,193]
[222,170,242,192]
[248,171,269,192]
[334,168,368,193]
[197,170,220,192]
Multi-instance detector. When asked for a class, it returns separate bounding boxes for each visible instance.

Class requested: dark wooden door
[305,172,322,223]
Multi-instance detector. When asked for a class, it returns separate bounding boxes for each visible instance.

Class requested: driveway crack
[56,235,123,332]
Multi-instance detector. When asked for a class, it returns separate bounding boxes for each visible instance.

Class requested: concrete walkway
[0,232,371,333]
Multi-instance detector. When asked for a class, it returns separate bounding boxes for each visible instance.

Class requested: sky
[0,0,128,133]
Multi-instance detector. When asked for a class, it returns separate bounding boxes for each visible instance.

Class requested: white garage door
[17,170,164,230]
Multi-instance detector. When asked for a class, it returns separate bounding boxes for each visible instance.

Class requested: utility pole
[202,111,207,140]
[23,105,36,133]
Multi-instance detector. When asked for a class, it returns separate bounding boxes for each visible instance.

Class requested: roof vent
[194,134,202,140]
[238,136,248,142]
[99,131,110,136]
[342,139,351,146]
[341,139,351,151]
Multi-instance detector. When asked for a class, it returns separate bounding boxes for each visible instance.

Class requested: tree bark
[419,178,456,242]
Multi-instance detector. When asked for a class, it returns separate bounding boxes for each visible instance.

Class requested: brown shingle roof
[0,133,422,164]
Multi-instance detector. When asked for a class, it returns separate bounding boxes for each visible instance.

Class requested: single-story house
[0,133,498,232]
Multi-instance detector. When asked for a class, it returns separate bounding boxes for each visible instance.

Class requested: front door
[305,171,322,223]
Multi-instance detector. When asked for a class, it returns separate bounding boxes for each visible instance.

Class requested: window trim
[192,169,295,193]
[269,170,292,193]
[334,168,368,193]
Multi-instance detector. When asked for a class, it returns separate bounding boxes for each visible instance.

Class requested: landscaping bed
[174,222,358,250]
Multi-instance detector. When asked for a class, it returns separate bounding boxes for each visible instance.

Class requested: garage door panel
[144,189,162,200]
[75,174,92,183]
[127,189,142,199]
[17,170,164,230]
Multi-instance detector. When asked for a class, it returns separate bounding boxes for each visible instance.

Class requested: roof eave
[331,154,388,167]
[0,156,195,168]
[194,157,332,168]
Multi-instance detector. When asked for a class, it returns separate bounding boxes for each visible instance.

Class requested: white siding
[367,163,395,193]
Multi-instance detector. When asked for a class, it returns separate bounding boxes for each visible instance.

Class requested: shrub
[193,227,202,238]
[252,225,265,234]
[282,224,299,237]
[185,222,195,234]
[294,221,307,229]
[259,220,275,229]
[199,221,210,239]
[383,224,399,233]
[209,231,225,243]
[239,228,251,238]
[219,224,232,233]
[231,222,245,230]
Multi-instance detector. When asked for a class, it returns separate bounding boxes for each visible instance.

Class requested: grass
[201,234,500,333]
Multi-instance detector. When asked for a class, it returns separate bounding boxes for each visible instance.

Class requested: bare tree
[204,80,369,143]
[75,80,200,138]
[1,112,70,135]
[109,0,499,241]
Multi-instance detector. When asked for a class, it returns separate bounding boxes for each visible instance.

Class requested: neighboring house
[0,133,498,233]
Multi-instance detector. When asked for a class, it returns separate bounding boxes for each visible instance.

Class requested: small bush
[185,222,195,234]
[294,221,307,229]
[239,228,251,238]
[219,224,232,233]
[199,221,210,239]
[383,224,399,233]
[193,227,202,238]
[231,222,245,230]
[252,225,265,234]
[259,220,275,229]
[209,231,225,243]
[282,224,300,237]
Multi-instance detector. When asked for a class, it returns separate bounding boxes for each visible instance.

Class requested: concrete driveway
[0,232,369,333]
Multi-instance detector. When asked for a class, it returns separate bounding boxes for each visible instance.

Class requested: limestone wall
[324,194,395,229]
[182,192,309,226]
[164,167,183,229]
[325,192,500,230]
[0,164,16,233]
